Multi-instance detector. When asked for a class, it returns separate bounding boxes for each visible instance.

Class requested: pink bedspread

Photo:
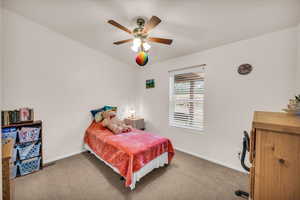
[84,122,174,187]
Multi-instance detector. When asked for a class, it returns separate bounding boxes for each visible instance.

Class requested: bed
[84,121,174,190]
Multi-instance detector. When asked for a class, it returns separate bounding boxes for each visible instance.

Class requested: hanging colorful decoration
[107,17,173,67]
[136,51,149,66]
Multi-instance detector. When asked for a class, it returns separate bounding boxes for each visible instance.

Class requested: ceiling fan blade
[108,20,132,34]
[142,16,161,33]
[113,39,133,45]
[148,37,173,45]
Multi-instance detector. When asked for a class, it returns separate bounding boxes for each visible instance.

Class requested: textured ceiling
[3,0,300,66]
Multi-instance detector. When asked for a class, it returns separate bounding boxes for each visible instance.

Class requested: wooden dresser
[250,111,300,200]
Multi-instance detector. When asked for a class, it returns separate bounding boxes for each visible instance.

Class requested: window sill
[169,124,204,135]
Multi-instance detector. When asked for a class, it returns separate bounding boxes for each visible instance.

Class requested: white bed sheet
[84,143,168,190]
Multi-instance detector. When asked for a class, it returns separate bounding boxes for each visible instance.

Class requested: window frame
[169,66,205,132]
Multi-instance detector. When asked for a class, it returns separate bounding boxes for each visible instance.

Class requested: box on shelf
[18,127,40,143]
[2,127,17,144]
[18,157,41,176]
[17,142,41,160]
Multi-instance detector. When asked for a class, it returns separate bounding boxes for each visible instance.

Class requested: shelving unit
[2,120,42,129]
[2,120,43,178]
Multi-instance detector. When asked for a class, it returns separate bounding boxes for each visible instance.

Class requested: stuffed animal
[94,112,103,123]
[101,110,132,134]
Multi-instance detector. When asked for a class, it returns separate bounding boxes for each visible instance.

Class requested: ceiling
[3,0,300,66]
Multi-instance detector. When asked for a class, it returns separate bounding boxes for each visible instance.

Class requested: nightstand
[124,118,145,130]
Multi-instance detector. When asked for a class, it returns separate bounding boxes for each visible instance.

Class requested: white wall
[2,9,138,163]
[297,24,300,93]
[138,28,297,171]
[0,1,3,199]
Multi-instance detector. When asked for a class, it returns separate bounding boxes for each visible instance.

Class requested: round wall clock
[238,64,253,75]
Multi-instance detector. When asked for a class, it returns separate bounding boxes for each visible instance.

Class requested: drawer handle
[278,158,285,164]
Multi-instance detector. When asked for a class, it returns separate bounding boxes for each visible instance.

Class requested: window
[169,66,205,131]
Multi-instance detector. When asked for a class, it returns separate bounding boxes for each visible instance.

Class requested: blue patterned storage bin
[12,147,17,162]
[17,142,41,160]
[18,127,40,143]
[18,157,41,176]
[10,165,17,179]
[2,128,17,144]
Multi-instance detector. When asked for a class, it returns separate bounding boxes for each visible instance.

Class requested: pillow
[90,107,105,117]
[103,105,117,112]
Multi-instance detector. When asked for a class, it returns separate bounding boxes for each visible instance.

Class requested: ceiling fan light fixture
[131,45,139,52]
[143,42,151,51]
[108,16,172,65]
[133,38,141,47]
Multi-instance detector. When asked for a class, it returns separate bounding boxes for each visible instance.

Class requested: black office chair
[235,131,250,199]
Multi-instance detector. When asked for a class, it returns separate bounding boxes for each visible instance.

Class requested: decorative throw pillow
[90,107,105,117]
[103,105,117,112]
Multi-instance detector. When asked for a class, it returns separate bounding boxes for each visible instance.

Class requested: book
[1,108,34,126]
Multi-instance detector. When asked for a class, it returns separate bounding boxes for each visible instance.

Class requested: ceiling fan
[108,16,173,53]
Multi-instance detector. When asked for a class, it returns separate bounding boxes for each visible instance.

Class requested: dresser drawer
[254,130,300,200]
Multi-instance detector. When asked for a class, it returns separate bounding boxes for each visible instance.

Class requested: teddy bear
[101,110,132,134]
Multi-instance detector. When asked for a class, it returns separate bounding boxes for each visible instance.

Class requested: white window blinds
[169,66,205,131]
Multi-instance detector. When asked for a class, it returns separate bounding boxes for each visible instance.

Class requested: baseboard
[174,147,247,174]
[43,147,246,174]
[44,149,87,165]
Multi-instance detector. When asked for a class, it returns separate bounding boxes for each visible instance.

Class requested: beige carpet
[14,150,248,200]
